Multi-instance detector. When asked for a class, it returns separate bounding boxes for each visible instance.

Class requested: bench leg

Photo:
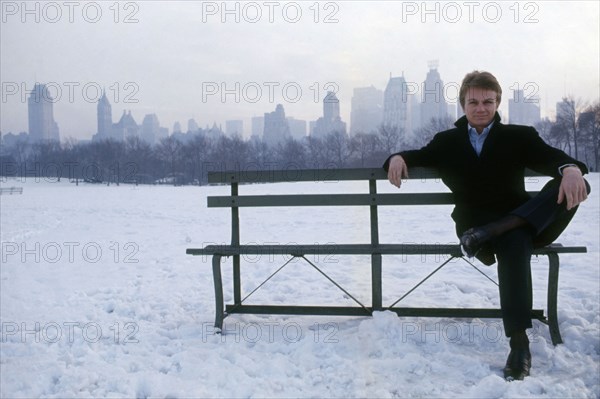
[547,252,563,345]
[371,254,382,311]
[212,254,225,331]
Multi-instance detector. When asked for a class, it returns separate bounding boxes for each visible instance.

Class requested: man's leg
[462,178,591,380]
[461,178,591,256]
[493,228,534,336]
[513,178,591,247]
[492,227,534,380]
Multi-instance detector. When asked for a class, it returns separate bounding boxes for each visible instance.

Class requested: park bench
[186,167,587,345]
[0,187,23,195]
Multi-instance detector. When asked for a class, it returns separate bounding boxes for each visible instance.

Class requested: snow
[1,174,599,398]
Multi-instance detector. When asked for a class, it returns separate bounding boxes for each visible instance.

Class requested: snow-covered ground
[1,173,598,398]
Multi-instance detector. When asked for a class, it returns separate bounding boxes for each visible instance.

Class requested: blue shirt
[467,121,494,157]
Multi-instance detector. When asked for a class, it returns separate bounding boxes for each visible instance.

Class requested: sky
[1,0,599,141]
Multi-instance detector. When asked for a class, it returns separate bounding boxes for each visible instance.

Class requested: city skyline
[1,1,598,140]
[7,67,568,142]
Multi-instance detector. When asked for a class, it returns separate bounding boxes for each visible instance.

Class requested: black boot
[503,330,531,381]
[460,227,492,258]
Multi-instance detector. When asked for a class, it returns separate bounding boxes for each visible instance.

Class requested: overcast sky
[1,0,599,140]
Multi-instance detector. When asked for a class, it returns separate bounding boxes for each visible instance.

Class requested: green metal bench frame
[186,167,587,345]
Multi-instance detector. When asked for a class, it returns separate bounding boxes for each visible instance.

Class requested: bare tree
[412,116,454,149]
[535,118,558,147]
[246,136,270,168]
[305,135,328,168]
[556,96,588,159]
[350,132,381,167]
[182,134,211,184]
[377,124,404,154]
[155,136,184,184]
[123,136,155,182]
[579,102,600,171]
[277,138,308,169]
[324,131,352,168]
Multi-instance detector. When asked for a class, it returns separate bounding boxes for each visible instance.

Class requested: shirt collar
[468,120,495,137]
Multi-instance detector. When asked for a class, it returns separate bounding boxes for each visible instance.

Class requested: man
[384,71,590,381]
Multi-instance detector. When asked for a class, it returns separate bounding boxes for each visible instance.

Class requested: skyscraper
[94,93,143,142]
[383,74,412,135]
[263,104,291,146]
[351,86,383,135]
[226,120,244,136]
[509,90,541,126]
[323,90,340,121]
[251,116,264,139]
[113,110,139,140]
[287,117,307,140]
[420,61,449,127]
[97,90,112,139]
[141,114,161,144]
[173,122,182,134]
[312,92,347,138]
[188,118,200,133]
[28,83,60,142]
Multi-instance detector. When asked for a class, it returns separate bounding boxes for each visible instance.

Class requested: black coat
[383,113,588,231]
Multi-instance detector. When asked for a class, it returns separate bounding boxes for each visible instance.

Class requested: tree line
[1,99,597,185]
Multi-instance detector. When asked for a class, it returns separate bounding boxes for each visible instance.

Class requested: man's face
[464,87,499,132]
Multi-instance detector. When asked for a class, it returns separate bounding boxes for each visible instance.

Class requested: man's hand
[557,166,588,210]
[387,155,408,188]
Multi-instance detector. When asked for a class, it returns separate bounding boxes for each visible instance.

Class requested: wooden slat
[186,243,586,257]
[207,192,544,208]
[208,168,388,184]
[207,193,456,207]
[207,167,545,184]
[224,305,546,320]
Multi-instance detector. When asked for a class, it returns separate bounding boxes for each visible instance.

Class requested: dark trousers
[484,178,590,337]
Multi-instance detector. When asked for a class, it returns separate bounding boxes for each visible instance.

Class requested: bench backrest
[206,167,544,247]
[207,167,543,207]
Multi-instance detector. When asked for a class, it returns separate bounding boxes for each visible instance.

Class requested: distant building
[411,94,421,132]
[383,75,412,135]
[556,98,575,122]
[263,104,291,146]
[173,122,182,134]
[158,127,169,142]
[509,89,540,126]
[311,92,347,138]
[251,116,264,139]
[447,103,458,121]
[28,83,60,142]
[206,122,224,140]
[287,117,307,140]
[141,114,161,144]
[96,90,112,140]
[420,61,449,127]
[1,131,29,149]
[113,110,139,140]
[188,118,199,133]
[226,120,244,137]
[94,92,160,142]
[309,121,316,136]
[351,86,383,135]
[456,102,465,119]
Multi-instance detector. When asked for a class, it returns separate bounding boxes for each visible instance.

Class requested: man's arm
[387,155,408,188]
[383,130,452,188]
[520,127,589,209]
[558,166,588,210]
